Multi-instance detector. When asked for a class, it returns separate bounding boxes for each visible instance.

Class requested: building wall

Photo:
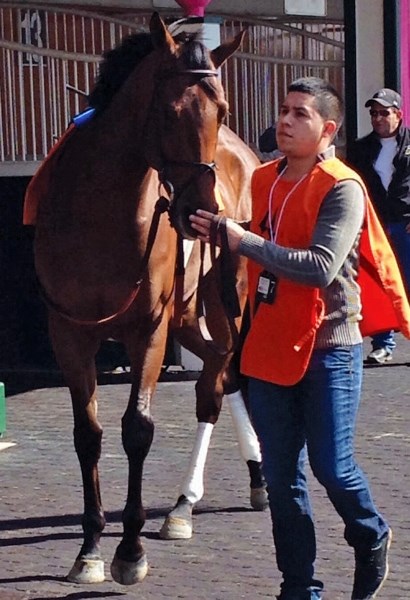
[355,0,385,137]
[401,0,410,125]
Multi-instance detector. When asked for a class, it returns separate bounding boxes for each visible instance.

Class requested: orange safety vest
[240,156,410,386]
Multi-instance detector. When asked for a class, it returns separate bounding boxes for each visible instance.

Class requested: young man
[349,88,410,364]
[189,77,402,599]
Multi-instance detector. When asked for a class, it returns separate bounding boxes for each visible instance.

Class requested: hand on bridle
[189,209,245,253]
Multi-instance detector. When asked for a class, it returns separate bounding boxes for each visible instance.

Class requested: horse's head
[144,13,244,239]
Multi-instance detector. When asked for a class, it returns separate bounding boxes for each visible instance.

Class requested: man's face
[369,101,402,138]
[275,91,331,158]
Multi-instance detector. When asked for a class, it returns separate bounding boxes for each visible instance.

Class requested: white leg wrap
[226,391,262,462]
[179,422,214,504]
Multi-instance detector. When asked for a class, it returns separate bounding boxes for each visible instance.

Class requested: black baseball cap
[365,88,402,109]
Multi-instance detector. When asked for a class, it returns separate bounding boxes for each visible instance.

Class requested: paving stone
[0,336,409,598]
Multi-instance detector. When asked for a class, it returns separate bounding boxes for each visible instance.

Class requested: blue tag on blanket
[72,107,96,127]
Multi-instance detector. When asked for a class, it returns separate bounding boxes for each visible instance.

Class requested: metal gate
[0,4,344,369]
[0,5,345,176]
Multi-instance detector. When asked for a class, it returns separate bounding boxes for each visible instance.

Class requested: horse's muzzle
[166,167,218,239]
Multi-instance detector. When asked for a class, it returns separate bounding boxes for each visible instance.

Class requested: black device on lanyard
[256,270,277,305]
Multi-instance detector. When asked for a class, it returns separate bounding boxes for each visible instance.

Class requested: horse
[31,12,267,585]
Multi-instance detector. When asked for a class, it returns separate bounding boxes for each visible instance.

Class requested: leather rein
[196,215,242,356]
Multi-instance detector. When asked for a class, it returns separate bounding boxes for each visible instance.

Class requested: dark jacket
[258,126,277,153]
[348,124,410,224]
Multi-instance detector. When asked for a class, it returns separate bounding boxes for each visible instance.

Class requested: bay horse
[32,12,266,585]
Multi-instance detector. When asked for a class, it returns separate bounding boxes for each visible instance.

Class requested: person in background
[258,124,283,161]
[349,88,410,364]
[189,77,402,600]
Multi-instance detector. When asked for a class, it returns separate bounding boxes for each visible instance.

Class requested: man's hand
[189,209,245,253]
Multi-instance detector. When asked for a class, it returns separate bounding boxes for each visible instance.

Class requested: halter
[152,67,238,352]
[154,67,220,207]
[159,68,219,78]
[158,160,216,208]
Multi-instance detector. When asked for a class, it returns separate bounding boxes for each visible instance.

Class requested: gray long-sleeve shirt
[239,179,366,348]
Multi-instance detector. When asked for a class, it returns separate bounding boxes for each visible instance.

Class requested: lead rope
[196,216,241,355]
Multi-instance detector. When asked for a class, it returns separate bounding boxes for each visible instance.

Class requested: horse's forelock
[177,37,228,112]
[179,37,211,71]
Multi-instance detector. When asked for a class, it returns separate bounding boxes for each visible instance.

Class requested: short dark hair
[288,77,344,131]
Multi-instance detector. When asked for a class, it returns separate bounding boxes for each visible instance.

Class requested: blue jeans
[371,330,396,353]
[248,344,389,598]
[371,222,410,353]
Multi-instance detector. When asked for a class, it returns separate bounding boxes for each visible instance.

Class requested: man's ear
[323,120,338,140]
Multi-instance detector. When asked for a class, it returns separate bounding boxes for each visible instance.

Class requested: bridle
[155,67,219,210]
[158,160,216,212]
[152,68,241,354]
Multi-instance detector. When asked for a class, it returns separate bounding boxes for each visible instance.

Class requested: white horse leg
[226,390,268,511]
[159,422,213,539]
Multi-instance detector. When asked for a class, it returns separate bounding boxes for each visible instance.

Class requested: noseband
[158,160,216,209]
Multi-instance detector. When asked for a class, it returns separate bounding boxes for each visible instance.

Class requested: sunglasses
[369,109,392,118]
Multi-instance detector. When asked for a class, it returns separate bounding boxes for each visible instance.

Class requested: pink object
[174,0,212,17]
[400,0,410,125]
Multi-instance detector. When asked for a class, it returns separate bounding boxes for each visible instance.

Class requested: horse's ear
[150,11,176,50]
[210,31,246,69]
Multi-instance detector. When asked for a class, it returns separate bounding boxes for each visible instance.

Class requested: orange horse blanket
[23,124,76,226]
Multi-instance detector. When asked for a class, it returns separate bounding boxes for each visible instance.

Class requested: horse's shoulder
[215,125,258,222]
[217,125,259,166]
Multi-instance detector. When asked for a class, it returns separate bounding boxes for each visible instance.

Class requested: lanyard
[268,166,308,242]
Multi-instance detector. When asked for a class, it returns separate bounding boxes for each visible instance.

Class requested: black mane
[88,32,154,111]
[88,31,216,112]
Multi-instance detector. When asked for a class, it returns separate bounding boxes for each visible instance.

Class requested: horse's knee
[74,424,103,461]
[121,411,154,459]
[194,380,223,423]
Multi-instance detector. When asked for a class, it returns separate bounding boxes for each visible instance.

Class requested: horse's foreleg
[67,381,106,584]
[159,421,213,540]
[48,317,105,584]
[159,368,223,540]
[110,320,167,585]
[225,390,268,511]
[159,389,268,541]
[179,421,214,504]
[110,406,152,585]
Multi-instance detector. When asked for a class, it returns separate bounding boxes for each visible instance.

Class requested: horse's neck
[93,53,159,156]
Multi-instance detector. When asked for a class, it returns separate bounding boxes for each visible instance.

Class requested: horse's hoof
[250,486,269,511]
[159,515,193,539]
[110,553,148,585]
[67,558,105,583]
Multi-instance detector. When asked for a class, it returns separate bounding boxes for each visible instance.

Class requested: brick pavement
[0,337,409,599]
